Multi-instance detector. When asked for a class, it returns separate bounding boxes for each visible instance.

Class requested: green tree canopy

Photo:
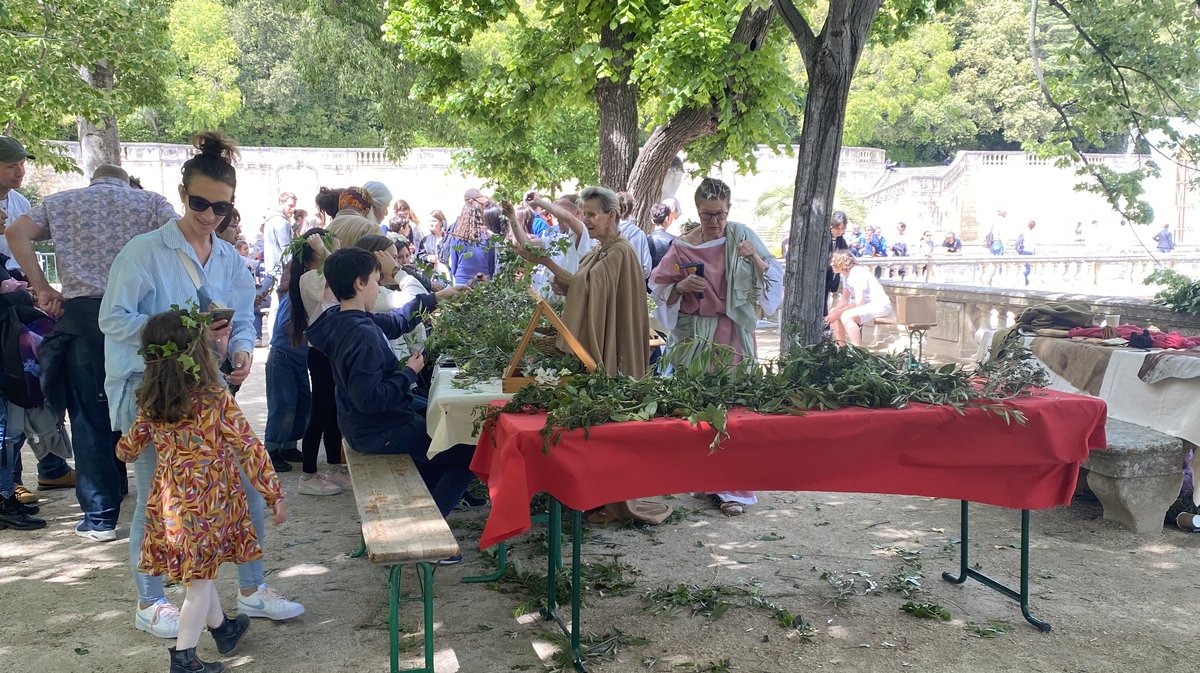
[384,0,795,221]
[0,0,173,171]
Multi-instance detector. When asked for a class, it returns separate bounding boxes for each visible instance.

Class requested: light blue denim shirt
[99,219,255,430]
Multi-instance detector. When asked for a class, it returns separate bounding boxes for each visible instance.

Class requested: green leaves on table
[476,339,1049,452]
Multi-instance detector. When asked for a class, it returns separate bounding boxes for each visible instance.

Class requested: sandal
[583,508,623,526]
[719,501,745,516]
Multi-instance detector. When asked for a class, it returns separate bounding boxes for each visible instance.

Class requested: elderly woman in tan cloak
[517,186,671,525]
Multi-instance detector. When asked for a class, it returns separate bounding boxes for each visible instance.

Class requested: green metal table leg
[542,498,563,624]
[570,508,586,672]
[462,542,508,583]
[351,533,366,558]
[941,501,1051,632]
[388,565,404,673]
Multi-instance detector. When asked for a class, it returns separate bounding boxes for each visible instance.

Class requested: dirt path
[2,357,1196,673]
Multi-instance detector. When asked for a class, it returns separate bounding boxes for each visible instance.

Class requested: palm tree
[754,184,867,251]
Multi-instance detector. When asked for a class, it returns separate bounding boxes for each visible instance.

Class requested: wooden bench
[1082,418,1188,534]
[344,443,460,673]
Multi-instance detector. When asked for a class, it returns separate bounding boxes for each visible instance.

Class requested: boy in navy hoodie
[306,248,475,533]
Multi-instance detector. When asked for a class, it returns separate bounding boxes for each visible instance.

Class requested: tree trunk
[625,6,776,230]
[595,24,639,191]
[77,62,121,178]
[627,107,716,231]
[775,0,883,348]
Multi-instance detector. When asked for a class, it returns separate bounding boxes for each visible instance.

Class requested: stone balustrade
[876,279,1200,363]
[857,252,1200,293]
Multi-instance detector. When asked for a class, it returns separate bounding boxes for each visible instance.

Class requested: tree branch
[773,0,817,60]
[1030,0,1162,263]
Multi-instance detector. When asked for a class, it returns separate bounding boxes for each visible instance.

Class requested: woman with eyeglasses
[100,132,305,647]
[648,177,783,517]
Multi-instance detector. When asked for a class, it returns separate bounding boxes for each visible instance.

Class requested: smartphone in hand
[208,307,236,323]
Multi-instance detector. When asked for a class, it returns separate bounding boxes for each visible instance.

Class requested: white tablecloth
[426,368,512,457]
[981,330,1200,447]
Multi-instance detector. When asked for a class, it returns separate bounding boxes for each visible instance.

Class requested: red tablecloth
[471,392,1108,549]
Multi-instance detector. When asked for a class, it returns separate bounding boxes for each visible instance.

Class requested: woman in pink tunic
[649,178,783,515]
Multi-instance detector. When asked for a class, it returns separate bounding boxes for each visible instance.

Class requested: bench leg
[415,562,436,673]
[351,533,366,559]
[940,502,1051,632]
[1086,471,1182,534]
[388,565,404,673]
[462,542,508,583]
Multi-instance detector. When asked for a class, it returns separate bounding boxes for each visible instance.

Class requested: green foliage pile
[1144,268,1200,317]
[477,339,1049,451]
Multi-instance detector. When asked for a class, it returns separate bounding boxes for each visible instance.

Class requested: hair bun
[191,131,239,162]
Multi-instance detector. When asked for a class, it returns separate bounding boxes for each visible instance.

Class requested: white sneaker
[297,473,342,496]
[135,599,181,638]
[325,465,351,490]
[237,584,305,620]
[74,521,118,542]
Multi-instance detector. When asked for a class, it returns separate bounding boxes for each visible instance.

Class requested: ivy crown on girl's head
[138,302,213,381]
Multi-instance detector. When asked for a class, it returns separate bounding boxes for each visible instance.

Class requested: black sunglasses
[186,192,235,217]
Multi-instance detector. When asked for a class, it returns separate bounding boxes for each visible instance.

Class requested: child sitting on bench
[305,248,476,531]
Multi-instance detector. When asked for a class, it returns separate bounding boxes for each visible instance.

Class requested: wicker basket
[531,331,562,356]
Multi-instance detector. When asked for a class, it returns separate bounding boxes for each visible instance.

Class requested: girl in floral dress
[117,309,286,673]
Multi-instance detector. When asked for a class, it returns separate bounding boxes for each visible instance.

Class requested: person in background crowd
[448,197,498,285]
[314,187,343,227]
[361,181,392,230]
[825,211,850,314]
[985,209,1007,255]
[826,250,893,347]
[616,191,653,279]
[647,202,677,271]
[287,231,346,496]
[391,200,425,239]
[1,137,77,514]
[661,196,683,235]
[388,214,420,249]
[419,212,451,283]
[291,209,309,235]
[942,231,963,253]
[9,161,176,534]
[920,230,935,256]
[262,192,296,280]
[891,223,910,257]
[848,224,866,257]
[1154,223,1175,253]
[1017,219,1037,286]
[100,131,304,639]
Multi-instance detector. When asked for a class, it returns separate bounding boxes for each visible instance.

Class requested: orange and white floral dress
[116,390,282,584]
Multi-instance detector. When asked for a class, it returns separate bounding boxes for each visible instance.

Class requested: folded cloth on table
[1031,337,1113,395]
[1035,328,1071,338]
[1067,325,1200,350]
[1137,349,1200,384]
[1016,301,1095,330]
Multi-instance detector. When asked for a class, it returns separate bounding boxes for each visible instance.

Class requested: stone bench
[1083,418,1189,533]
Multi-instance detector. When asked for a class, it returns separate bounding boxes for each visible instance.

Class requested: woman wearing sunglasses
[99,132,305,649]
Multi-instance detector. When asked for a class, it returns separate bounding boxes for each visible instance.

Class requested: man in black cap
[0,136,35,279]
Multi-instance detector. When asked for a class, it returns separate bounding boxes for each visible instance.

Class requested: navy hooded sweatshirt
[305,293,437,453]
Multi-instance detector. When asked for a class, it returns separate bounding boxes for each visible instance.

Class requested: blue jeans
[353,416,475,518]
[64,321,125,529]
[116,377,265,603]
[264,349,311,452]
[0,405,17,498]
